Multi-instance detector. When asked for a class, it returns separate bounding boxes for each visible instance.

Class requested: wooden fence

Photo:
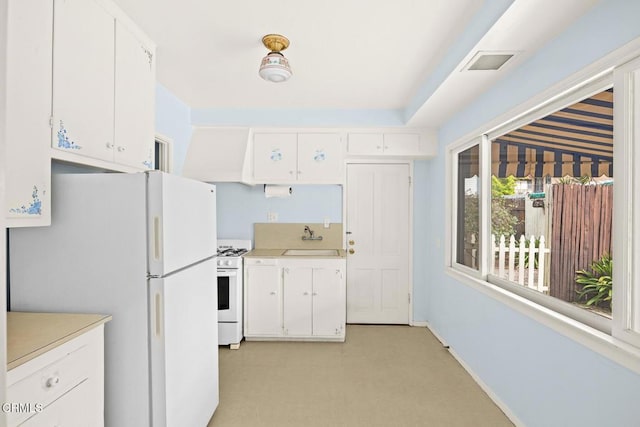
[491,234,550,293]
[549,183,613,302]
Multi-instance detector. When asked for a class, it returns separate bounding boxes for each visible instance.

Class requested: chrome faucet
[304,225,314,239]
[302,225,323,241]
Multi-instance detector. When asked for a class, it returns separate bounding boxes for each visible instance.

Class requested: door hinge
[49,116,54,129]
[408,176,412,185]
[408,293,411,303]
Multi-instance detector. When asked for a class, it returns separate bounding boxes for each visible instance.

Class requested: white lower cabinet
[244,257,346,341]
[6,326,105,427]
[244,259,282,337]
[283,262,345,339]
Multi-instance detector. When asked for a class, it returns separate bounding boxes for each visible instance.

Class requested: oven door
[217,269,240,322]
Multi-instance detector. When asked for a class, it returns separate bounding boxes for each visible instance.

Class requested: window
[488,88,614,327]
[454,143,481,270]
[154,134,174,173]
[449,54,640,353]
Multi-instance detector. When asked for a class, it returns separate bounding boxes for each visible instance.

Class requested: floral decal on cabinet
[313,149,327,162]
[9,186,42,216]
[57,121,82,150]
[270,149,283,162]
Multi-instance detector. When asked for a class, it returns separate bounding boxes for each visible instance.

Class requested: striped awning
[492,89,613,178]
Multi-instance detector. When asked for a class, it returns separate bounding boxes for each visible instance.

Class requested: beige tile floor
[208,325,513,427]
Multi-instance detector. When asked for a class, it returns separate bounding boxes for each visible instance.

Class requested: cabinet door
[245,265,282,336]
[312,268,345,336]
[297,133,343,183]
[347,133,383,155]
[253,133,298,182]
[382,133,420,155]
[5,0,53,227]
[52,0,115,161]
[114,21,155,169]
[283,267,313,336]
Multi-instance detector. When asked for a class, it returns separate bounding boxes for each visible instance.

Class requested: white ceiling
[113,0,599,127]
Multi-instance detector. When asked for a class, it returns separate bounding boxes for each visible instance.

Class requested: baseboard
[411,321,428,327]
[425,323,524,427]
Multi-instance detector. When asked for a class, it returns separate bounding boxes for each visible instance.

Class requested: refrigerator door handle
[153,216,162,261]
[154,292,163,337]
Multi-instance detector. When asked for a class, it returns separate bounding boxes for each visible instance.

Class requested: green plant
[576,253,613,308]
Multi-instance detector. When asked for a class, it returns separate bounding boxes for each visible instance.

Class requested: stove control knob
[217,259,222,266]
[225,260,233,266]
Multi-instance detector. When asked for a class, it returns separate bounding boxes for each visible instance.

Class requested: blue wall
[155,84,192,175]
[215,183,342,241]
[424,0,640,425]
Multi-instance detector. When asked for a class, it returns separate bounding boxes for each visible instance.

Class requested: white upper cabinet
[114,21,156,169]
[347,131,437,157]
[297,133,343,183]
[52,0,115,162]
[4,0,53,227]
[253,133,298,182]
[253,132,343,184]
[51,0,155,171]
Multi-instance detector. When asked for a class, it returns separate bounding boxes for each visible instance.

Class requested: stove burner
[217,248,248,257]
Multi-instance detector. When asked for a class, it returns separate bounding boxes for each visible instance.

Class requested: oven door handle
[217,271,238,277]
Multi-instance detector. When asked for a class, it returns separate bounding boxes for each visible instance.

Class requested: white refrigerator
[9,171,219,427]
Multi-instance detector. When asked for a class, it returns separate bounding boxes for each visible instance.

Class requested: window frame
[154,133,174,173]
[612,55,640,348]
[484,74,614,334]
[446,43,640,373]
[450,137,484,278]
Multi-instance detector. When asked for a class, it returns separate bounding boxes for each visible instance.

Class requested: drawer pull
[45,376,60,388]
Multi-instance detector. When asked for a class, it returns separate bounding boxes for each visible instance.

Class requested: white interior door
[346,163,410,324]
[149,258,218,427]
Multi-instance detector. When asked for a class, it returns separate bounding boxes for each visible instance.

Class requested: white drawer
[21,379,93,427]
[7,344,92,426]
[244,258,277,266]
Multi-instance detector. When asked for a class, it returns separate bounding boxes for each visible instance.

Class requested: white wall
[423,0,640,425]
[0,0,8,411]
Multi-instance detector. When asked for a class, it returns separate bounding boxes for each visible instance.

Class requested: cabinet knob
[289,171,294,175]
[106,142,113,149]
[348,240,355,246]
[270,291,276,295]
[348,248,355,254]
[303,292,309,296]
[45,376,60,388]
[117,146,126,152]
[312,292,318,296]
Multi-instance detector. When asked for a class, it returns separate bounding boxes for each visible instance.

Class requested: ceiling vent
[463,51,517,71]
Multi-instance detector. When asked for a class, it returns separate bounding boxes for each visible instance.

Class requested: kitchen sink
[283,249,340,256]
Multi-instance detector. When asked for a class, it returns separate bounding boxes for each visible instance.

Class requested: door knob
[348,240,355,246]
[348,248,355,254]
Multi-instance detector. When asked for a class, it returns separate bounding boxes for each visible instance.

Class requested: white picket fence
[491,234,550,293]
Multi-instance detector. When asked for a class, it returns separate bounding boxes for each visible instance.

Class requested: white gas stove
[216,239,251,349]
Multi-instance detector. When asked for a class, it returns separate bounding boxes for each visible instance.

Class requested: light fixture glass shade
[259,52,292,83]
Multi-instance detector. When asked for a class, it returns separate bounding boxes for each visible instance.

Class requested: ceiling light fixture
[259,34,292,83]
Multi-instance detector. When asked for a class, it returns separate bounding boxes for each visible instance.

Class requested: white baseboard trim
[411,321,428,327]
[425,323,524,427]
